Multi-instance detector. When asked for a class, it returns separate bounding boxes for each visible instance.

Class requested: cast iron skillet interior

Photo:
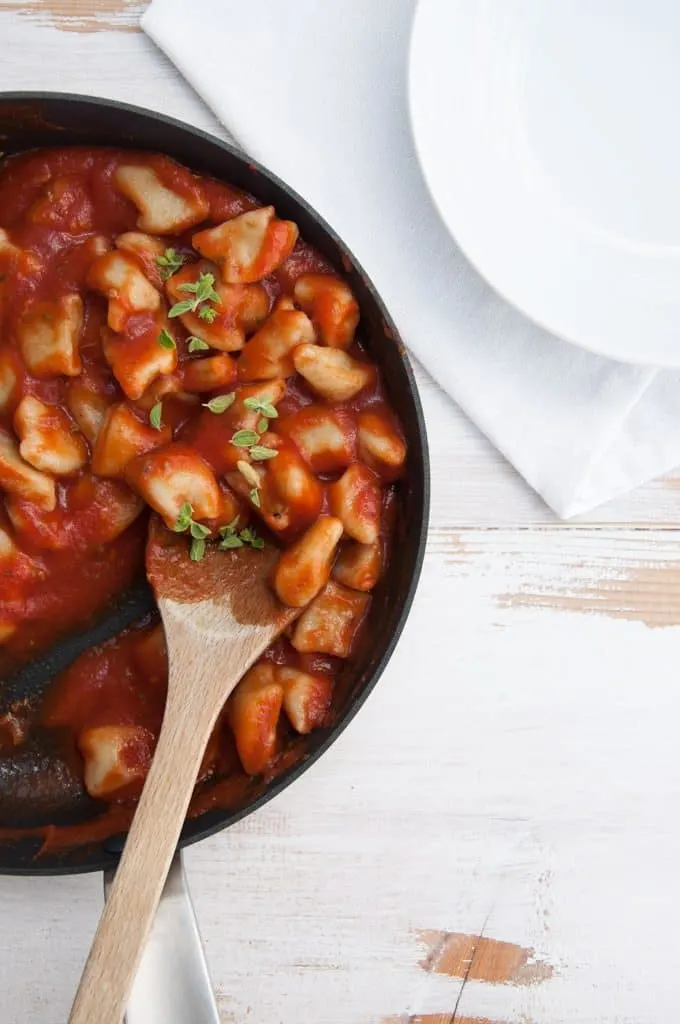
[0,93,429,875]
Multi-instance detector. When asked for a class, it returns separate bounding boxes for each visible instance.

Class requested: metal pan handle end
[104,852,220,1024]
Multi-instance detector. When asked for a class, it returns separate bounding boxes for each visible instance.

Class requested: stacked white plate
[409,0,680,367]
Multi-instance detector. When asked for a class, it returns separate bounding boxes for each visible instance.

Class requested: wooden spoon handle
[68,687,218,1024]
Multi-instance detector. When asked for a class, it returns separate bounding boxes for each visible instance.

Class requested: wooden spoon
[69,516,300,1024]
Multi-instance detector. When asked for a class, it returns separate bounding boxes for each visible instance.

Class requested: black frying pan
[0,93,429,876]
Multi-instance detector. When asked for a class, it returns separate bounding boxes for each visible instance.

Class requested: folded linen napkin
[142,0,680,518]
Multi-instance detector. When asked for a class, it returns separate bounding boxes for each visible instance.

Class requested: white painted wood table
[2,4,680,1023]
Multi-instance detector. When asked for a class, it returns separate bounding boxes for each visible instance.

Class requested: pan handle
[103,852,220,1024]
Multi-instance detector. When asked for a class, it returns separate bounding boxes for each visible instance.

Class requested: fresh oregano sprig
[169,271,220,323]
[172,501,211,561]
[156,248,187,281]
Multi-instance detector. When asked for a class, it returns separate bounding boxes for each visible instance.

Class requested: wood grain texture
[0,0,144,33]
[69,536,297,1023]
[1,6,680,1024]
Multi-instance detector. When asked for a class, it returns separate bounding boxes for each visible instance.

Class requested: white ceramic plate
[409,0,680,367]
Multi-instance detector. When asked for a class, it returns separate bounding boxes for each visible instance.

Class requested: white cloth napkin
[142,0,680,518]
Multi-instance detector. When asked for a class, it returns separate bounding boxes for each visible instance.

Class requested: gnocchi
[87,250,161,332]
[114,160,209,234]
[329,464,381,544]
[277,405,356,474]
[293,273,360,349]
[273,517,344,607]
[14,396,88,476]
[126,442,222,528]
[166,261,269,352]
[79,724,154,800]
[237,297,316,381]
[357,409,407,480]
[92,403,172,478]
[277,666,333,734]
[193,206,298,284]
[332,539,382,592]
[229,664,284,776]
[0,427,56,510]
[17,293,83,377]
[0,146,408,816]
[292,580,370,657]
[102,317,177,401]
[292,344,374,401]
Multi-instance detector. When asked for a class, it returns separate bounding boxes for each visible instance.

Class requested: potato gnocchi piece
[181,354,237,394]
[262,433,324,531]
[291,580,370,657]
[126,442,221,528]
[27,175,94,232]
[92,403,171,478]
[166,261,269,352]
[78,724,154,800]
[64,381,111,444]
[237,297,315,380]
[293,273,360,349]
[14,397,88,476]
[273,516,344,607]
[332,539,382,592]
[87,250,161,332]
[17,293,83,378]
[277,404,356,474]
[357,409,406,480]
[229,663,284,775]
[114,160,209,234]
[0,350,20,414]
[116,231,167,289]
[225,463,294,534]
[201,482,248,537]
[329,464,381,544]
[276,666,333,734]
[0,427,56,511]
[6,477,143,551]
[102,316,177,401]
[292,344,374,401]
[193,206,298,284]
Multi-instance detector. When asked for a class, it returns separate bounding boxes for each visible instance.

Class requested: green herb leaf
[190,522,211,540]
[158,328,176,350]
[173,501,194,533]
[203,393,236,415]
[156,248,187,281]
[219,533,244,549]
[197,305,218,323]
[189,536,206,561]
[234,526,266,550]
[249,445,278,461]
[250,488,261,508]
[178,272,219,303]
[257,417,268,435]
[149,401,163,431]
[187,336,210,353]
[220,516,241,536]
[231,429,260,447]
[243,396,278,419]
[168,298,196,318]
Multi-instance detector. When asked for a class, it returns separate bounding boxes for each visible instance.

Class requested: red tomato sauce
[0,147,406,852]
